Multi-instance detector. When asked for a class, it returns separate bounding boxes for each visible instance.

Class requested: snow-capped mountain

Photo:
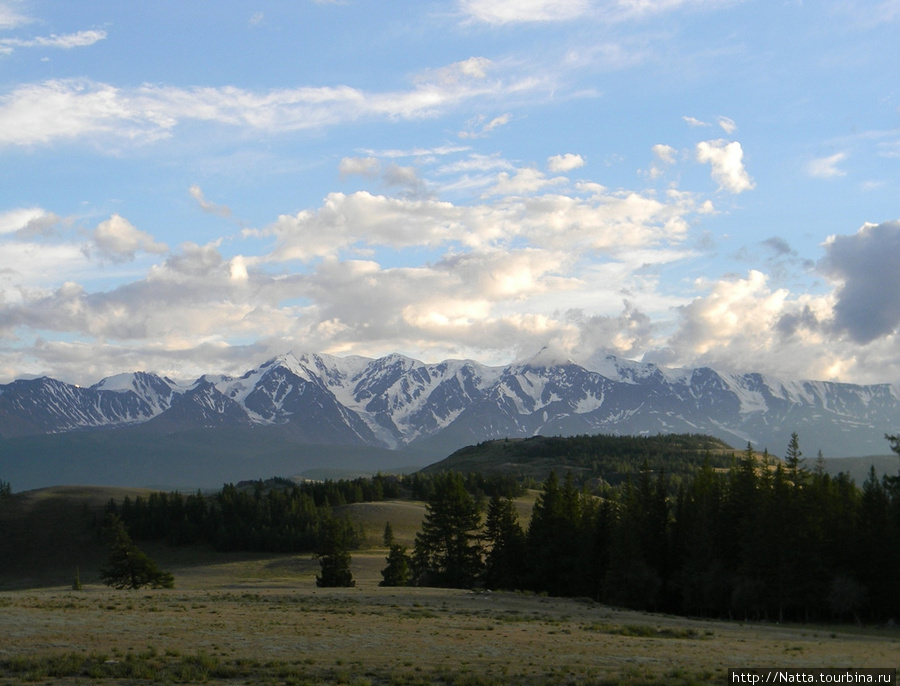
[1,350,899,459]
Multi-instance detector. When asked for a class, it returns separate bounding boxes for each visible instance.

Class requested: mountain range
[1,350,899,490]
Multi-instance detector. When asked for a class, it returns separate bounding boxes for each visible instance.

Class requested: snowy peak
[1,351,899,457]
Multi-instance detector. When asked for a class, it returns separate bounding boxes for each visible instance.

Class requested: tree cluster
[0,478,11,501]
[106,481,363,553]
[403,435,900,623]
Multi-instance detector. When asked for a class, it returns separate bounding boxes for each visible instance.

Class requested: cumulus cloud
[696,139,755,193]
[652,144,677,165]
[807,152,847,179]
[647,144,677,178]
[648,269,842,379]
[250,192,466,262]
[819,220,900,343]
[250,170,700,268]
[0,207,57,235]
[13,147,893,387]
[92,214,169,262]
[547,153,585,173]
[487,168,567,197]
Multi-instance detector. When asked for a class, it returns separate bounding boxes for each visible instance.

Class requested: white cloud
[0,207,48,234]
[93,214,169,262]
[683,115,710,127]
[696,139,755,193]
[486,168,566,196]
[547,153,585,172]
[0,29,106,54]
[647,144,677,178]
[251,192,467,262]
[461,0,590,24]
[807,152,847,179]
[652,144,677,165]
[189,185,232,217]
[0,1,31,30]
[339,156,381,177]
[460,0,739,24]
[459,113,511,139]
[717,116,736,134]
[653,269,843,379]
[0,61,533,147]
[0,243,93,297]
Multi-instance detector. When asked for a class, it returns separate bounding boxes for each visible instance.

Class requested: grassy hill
[421,433,737,486]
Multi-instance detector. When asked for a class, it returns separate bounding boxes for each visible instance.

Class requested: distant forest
[103,432,900,623]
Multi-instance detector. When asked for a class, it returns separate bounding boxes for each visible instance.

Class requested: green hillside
[421,433,737,485]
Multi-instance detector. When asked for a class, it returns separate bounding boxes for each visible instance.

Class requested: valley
[2,482,899,684]
[0,489,900,686]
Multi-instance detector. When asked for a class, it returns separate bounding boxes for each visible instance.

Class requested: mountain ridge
[2,351,899,457]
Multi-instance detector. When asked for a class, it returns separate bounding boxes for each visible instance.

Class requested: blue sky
[1,0,899,386]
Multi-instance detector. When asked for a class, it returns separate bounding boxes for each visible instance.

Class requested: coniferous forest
[104,432,900,624]
[408,434,900,623]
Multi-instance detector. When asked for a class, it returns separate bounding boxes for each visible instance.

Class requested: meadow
[1,488,898,685]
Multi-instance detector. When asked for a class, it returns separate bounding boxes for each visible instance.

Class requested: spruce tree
[412,472,483,588]
[784,432,805,481]
[482,494,525,590]
[315,519,356,588]
[316,549,356,587]
[379,544,412,587]
[526,471,591,596]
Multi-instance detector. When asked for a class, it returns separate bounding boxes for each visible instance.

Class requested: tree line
[390,433,900,623]
[104,476,396,553]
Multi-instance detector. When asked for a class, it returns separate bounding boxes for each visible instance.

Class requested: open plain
[1,488,899,685]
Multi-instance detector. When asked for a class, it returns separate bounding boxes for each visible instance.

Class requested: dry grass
[1,487,899,685]
[1,556,899,685]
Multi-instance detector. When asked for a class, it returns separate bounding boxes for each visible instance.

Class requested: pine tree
[100,514,174,590]
[383,521,395,548]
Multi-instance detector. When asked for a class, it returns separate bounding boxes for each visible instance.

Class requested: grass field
[1,488,898,685]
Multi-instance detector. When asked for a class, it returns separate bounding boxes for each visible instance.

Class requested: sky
[1,0,899,387]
